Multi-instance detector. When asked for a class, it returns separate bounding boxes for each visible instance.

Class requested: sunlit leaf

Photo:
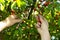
[0,4,5,11]
[11,1,16,9]
[0,0,4,3]
[16,0,26,7]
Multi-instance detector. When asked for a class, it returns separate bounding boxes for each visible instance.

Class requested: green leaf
[58,20,60,26]
[14,30,19,36]
[16,0,26,7]
[0,4,5,11]
[0,0,4,3]
[56,6,60,11]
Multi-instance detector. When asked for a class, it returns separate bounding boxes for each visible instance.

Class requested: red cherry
[11,10,15,15]
[37,15,42,24]
[40,0,43,2]
[34,8,36,11]
[44,1,50,6]
[38,4,40,8]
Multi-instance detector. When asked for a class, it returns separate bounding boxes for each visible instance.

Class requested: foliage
[0,0,60,40]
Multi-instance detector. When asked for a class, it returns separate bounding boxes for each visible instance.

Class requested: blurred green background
[0,0,60,40]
